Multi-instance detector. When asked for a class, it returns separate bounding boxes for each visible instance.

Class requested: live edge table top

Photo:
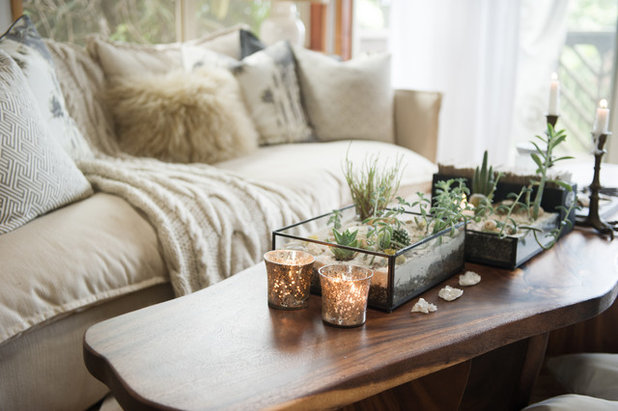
[84,228,618,411]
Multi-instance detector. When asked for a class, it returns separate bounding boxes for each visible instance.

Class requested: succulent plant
[331,228,358,261]
[472,150,500,201]
[392,227,411,249]
[343,152,404,221]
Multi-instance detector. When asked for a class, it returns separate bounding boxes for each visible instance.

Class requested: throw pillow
[0,50,92,235]
[0,15,94,160]
[239,29,265,58]
[105,66,258,164]
[293,47,394,144]
[232,41,312,145]
[87,24,246,80]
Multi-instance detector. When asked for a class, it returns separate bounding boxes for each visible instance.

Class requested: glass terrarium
[272,205,465,312]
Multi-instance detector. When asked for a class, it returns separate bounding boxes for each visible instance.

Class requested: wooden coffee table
[84,226,618,410]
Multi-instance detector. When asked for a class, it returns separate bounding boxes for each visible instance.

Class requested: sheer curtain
[389,0,568,167]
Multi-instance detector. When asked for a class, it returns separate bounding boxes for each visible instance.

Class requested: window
[558,0,617,154]
[21,0,270,45]
[353,0,390,55]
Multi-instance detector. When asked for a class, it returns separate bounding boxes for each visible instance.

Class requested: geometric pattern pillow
[293,47,394,144]
[232,41,312,145]
[0,16,93,160]
[0,50,92,234]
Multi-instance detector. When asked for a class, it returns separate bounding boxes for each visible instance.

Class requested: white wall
[1,0,12,33]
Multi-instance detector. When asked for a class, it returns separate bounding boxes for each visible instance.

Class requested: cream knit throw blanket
[46,40,314,296]
[78,156,313,296]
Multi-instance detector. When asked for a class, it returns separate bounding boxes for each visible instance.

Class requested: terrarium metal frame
[272,205,466,312]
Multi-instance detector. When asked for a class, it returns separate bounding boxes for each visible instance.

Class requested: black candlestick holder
[546,114,559,128]
[576,131,616,240]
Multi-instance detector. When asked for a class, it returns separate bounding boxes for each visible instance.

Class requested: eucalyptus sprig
[530,124,574,220]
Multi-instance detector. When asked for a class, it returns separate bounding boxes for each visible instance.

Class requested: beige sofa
[0,29,442,410]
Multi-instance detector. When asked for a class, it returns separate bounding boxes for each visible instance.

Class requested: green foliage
[327,209,342,231]
[343,152,403,221]
[331,228,358,261]
[412,179,471,236]
[472,150,501,200]
[530,124,574,220]
[392,228,411,248]
[494,186,532,238]
[473,126,577,249]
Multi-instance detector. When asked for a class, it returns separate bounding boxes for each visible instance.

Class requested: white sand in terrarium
[466,206,559,237]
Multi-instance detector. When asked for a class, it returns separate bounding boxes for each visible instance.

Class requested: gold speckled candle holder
[264,250,315,310]
[318,264,373,328]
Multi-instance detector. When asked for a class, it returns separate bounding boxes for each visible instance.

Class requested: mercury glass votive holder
[319,264,374,328]
[264,250,315,310]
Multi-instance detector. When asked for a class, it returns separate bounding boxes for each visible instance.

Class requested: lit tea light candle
[319,264,373,328]
[593,99,610,135]
[548,72,560,115]
[264,250,315,310]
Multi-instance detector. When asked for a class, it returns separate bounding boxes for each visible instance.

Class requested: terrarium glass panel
[272,206,465,312]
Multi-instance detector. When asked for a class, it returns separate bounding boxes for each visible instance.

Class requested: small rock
[483,220,498,232]
[438,285,464,301]
[459,271,481,286]
[469,193,488,208]
[411,298,438,314]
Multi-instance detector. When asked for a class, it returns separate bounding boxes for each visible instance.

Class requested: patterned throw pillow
[0,51,92,235]
[232,41,312,145]
[0,16,93,160]
[293,47,394,144]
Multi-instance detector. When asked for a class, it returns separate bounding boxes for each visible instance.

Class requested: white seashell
[459,271,481,286]
[411,297,437,314]
[438,285,463,301]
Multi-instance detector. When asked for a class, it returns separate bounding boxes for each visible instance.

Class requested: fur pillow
[106,67,258,164]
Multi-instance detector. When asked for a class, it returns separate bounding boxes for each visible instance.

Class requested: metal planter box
[432,173,576,269]
[272,205,465,312]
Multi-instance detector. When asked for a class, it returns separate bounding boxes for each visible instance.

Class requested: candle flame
[550,72,558,81]
[599,99,608,109]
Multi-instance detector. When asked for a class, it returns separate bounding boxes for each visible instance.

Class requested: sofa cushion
[294,47,394,144]
[546,353,618,401]
[105,66,258,163]
[87,25,245,80]
[0,283,172,411]
[215,140,436,215]
[0,50,92,235]
[0,16,93,160]
[0,193,167,344]
[232,41,312,146]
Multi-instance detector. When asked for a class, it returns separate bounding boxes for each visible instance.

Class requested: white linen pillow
[294,47,394,144]
[0,50,92,234]
[232,41,312,145]
[87,25,246,80]
[105,66,258,164]
[0,16,93,160]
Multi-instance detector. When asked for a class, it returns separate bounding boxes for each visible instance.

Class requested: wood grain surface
[84,228,618,410]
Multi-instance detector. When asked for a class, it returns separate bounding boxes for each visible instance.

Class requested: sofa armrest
[394,89,442,163]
